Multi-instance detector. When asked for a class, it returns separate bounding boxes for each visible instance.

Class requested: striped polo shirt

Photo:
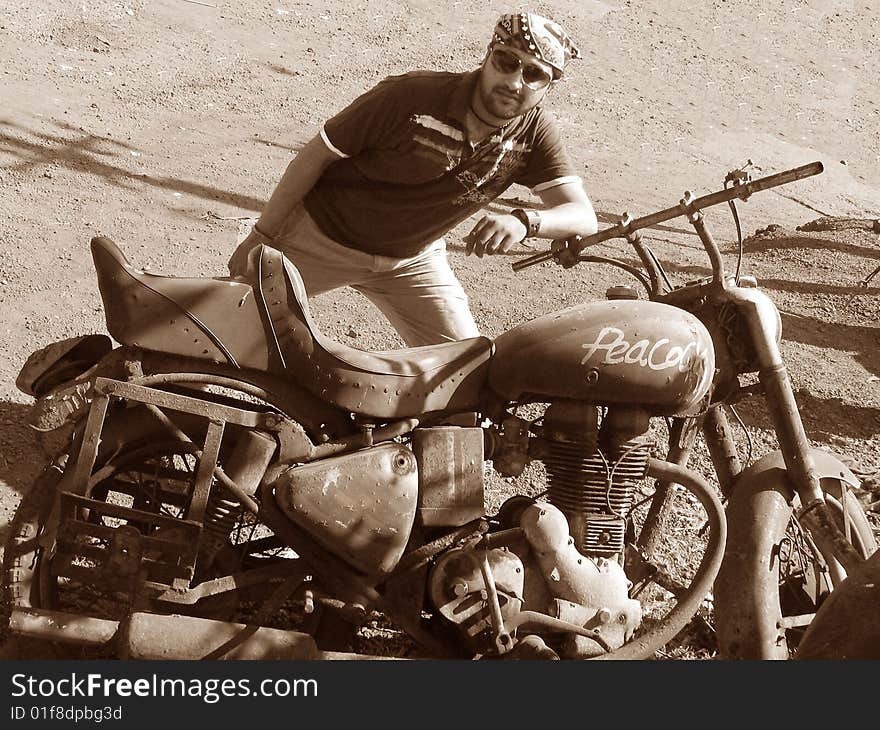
[303,70,579,257]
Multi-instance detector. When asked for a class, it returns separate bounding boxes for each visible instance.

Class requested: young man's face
[477,44,555,120]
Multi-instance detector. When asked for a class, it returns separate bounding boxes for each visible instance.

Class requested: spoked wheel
[716,472,877,659]
[3,414,302,656]
[776,483,875,651]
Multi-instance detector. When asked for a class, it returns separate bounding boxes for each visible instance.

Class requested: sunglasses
[489,47,554,90]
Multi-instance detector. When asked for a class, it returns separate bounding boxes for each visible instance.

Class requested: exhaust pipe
[10,607,119,647]
[124,612,319,660]
[10,608,404,660]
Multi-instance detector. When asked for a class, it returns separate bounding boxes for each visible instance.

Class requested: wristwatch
[511,208,542,239]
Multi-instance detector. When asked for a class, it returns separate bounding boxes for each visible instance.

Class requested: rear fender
[16,335,113,397]
[23,344,352,439]
[714,448,863,659]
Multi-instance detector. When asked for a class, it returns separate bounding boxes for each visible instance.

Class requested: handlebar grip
[744,160,824,194]
[512,226,620,272]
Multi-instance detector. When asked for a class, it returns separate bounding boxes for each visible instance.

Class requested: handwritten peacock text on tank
[580,327,709,373]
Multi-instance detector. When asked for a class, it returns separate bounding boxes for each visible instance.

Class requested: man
[228,12,598,346]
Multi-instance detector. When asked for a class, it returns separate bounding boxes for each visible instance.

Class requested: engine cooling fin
[542,404,652,557]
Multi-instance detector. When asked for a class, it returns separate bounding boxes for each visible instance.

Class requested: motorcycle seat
[250,244,494,417]
[90,237,493,418]
[91,235,275,369]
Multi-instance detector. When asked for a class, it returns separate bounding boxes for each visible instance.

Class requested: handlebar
[512,161,824,272]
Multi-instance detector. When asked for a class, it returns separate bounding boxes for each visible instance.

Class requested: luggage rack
[54,491,202,595]
[56,376,287,594]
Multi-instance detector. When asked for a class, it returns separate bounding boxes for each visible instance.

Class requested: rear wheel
[3,401,304,656]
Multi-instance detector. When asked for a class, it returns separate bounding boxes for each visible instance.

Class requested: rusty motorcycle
[4,160,874,659]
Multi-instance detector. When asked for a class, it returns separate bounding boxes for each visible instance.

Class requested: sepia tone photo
[1,0,878,663]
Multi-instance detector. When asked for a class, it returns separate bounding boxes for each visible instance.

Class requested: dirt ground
[0,0,878,658]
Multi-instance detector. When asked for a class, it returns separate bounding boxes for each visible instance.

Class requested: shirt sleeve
[514,110,580,192]
[321,76,408,158]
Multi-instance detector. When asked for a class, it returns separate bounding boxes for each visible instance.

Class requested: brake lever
[724,159,755,199]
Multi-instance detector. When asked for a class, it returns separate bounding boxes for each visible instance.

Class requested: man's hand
[227,225,274,278]
[465,213,527,257]
[550,235,584,269]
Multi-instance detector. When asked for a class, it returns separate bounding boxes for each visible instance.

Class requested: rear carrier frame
[6,377,346,657]
[58,377,289,590]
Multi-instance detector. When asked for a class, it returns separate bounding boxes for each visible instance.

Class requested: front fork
[727,287,863,573]
[700,203,862,572]
[638,208,864,574]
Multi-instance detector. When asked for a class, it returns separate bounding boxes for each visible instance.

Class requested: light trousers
[258,204,481,347]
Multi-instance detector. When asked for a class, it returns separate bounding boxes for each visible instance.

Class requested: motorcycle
[4,160,875,659]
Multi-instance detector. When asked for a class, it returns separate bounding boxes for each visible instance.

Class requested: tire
[715,474,877,659]
[4,464,61,613]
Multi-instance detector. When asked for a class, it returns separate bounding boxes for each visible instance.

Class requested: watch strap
[511,208,542,238]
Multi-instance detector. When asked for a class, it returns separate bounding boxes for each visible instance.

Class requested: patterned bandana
[489,12,581,78]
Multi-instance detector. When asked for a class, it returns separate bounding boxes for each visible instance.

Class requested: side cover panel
[272,443,418,576]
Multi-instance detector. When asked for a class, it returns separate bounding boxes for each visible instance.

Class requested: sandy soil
[0,0,878,658]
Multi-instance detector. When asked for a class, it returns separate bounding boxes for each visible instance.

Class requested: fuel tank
[489,300,715,416]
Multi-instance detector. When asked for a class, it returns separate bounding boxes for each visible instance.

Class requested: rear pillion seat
[90,237,493,418]
[91,236,273,369]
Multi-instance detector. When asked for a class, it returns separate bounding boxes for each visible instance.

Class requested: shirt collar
[449,69,522,149]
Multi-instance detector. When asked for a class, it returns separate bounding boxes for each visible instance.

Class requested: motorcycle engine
[542,402,651,558]
[428,402,649,658]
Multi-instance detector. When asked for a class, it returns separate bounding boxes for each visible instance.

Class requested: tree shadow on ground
[781,313,880,379]
[0,401,63,548]
[0,402,42,493]
[733,392,880,442]
[0,118,265,213]
[744,233,880,261]
[757,278,879,297]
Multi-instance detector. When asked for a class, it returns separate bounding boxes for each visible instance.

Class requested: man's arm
[254,133,341,238]
[227,133,339,276]
[465,180,597,257]
[530,180,598,239]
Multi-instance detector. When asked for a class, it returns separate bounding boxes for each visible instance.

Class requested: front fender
[714,448,860,659]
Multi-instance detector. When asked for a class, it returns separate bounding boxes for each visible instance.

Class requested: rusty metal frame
[72,377,284,506]
[636,415,702,560]
[60,376,291,595]
[92,377,284,428]
[188,419,225,525]
[55,491,202,590]
[153,560,309,606]
[701,405,743,498]
[68,392,109,496]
